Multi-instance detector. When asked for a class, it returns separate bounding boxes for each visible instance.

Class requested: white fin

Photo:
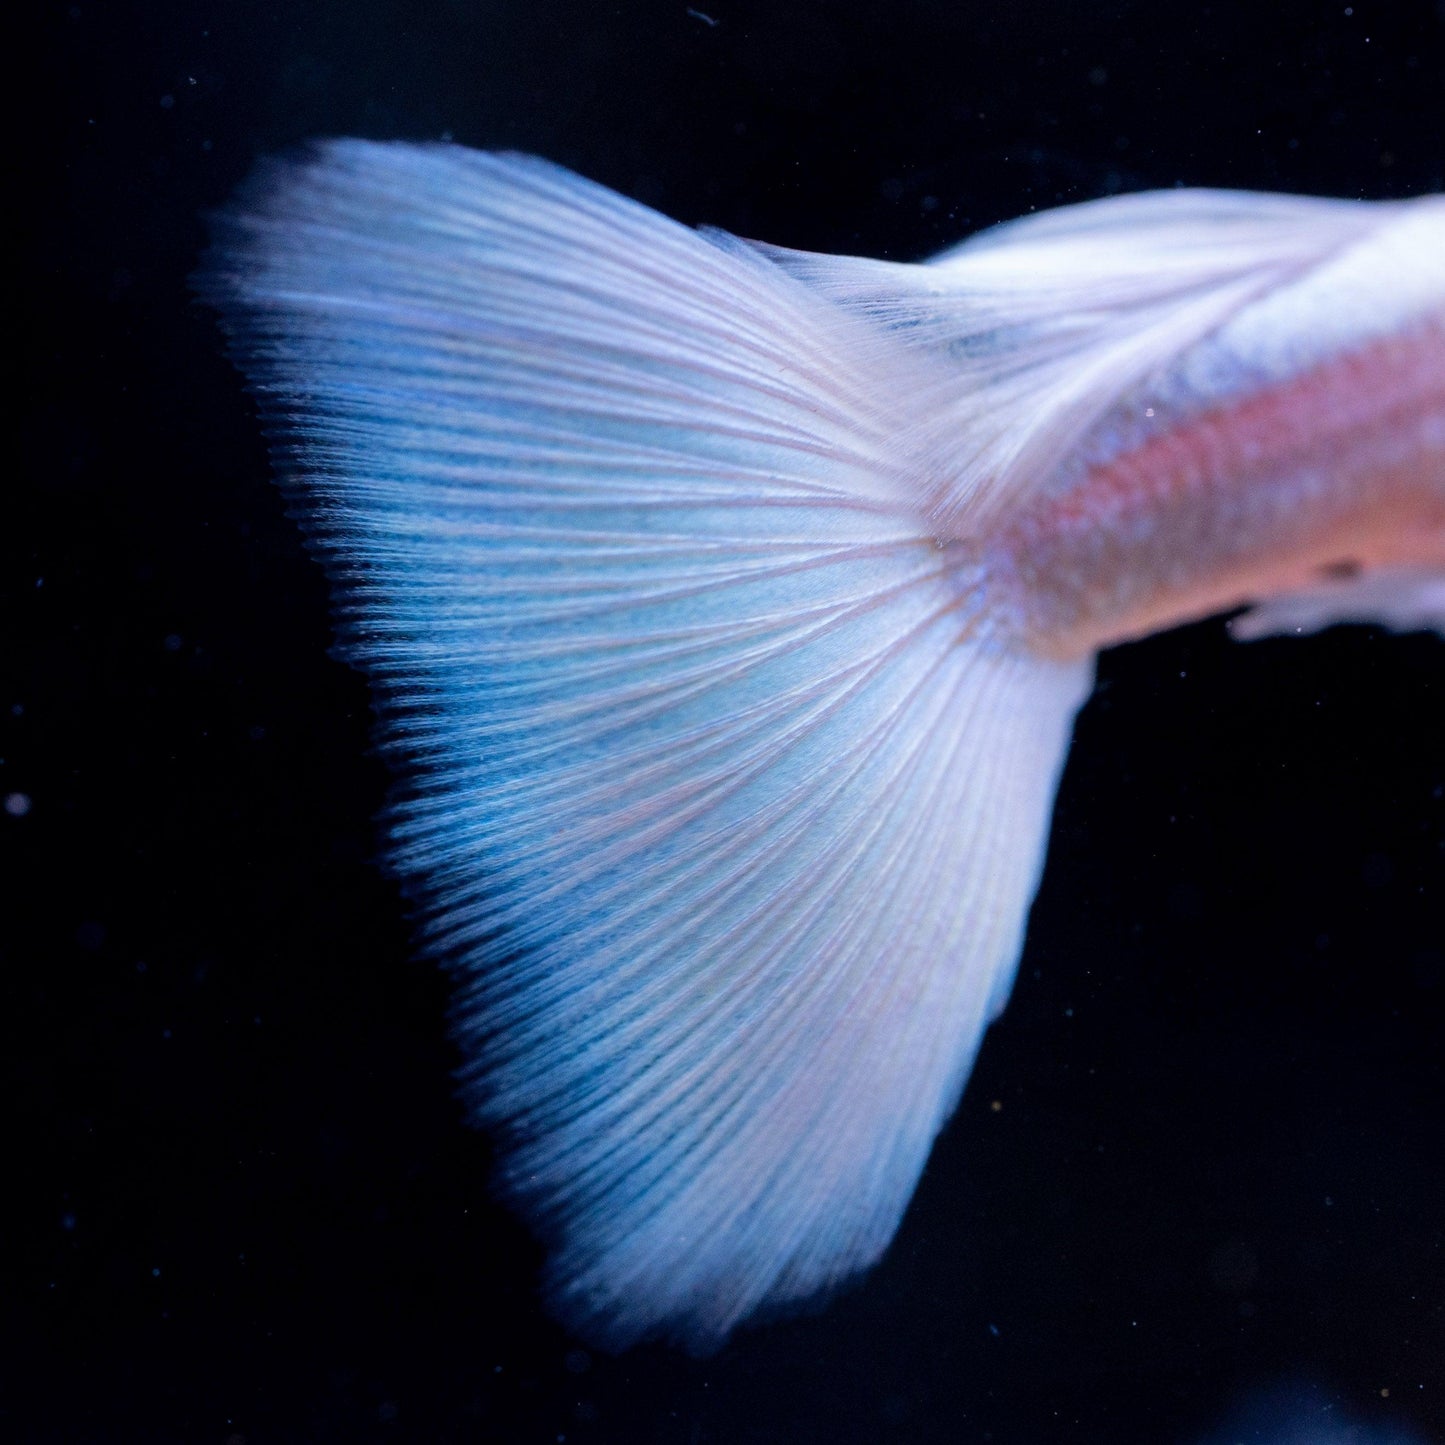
[1230,564,1445,640]
[198,141,1091,1350]
[742,189,1385,530]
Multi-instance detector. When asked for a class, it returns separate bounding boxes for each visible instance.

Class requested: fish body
[197,142,1444,1351]
[989,206,1445,657]
[767,191,1445,659]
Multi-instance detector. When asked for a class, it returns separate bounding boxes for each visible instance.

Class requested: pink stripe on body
[988,315,1445,659]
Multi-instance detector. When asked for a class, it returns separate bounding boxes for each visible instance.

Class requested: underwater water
[16,0,1444,1441]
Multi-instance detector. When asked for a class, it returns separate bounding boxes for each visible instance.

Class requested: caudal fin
[197,141,1092,1350]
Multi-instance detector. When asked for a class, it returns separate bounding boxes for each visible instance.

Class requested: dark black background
[14,1,1445,1441]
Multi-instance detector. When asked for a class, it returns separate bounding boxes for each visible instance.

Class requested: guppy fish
[198,140,1445,1352]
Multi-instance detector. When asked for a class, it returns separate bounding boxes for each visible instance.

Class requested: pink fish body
[199,143,1444,1351]
[988,205,1445,656]
[764,188,1445,657]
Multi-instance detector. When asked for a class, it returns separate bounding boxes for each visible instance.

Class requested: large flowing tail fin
[197,141,1092,1351]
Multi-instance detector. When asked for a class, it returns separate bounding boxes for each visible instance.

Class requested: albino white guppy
[199,141,1444,1351]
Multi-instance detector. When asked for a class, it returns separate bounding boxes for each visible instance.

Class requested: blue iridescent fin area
[197,140,1092,1351]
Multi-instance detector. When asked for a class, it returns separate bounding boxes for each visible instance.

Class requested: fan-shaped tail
[197,140,1091,1350]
